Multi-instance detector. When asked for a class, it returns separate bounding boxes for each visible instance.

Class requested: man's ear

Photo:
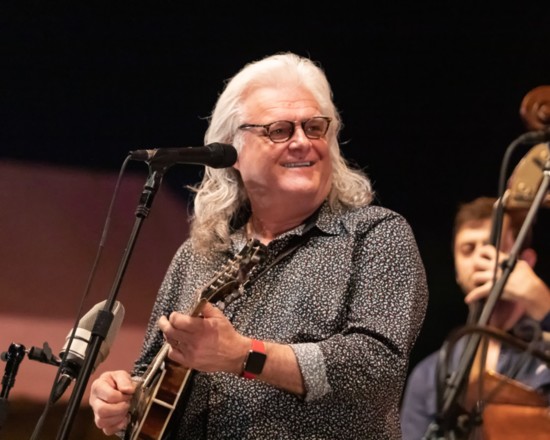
[520,248,537,268]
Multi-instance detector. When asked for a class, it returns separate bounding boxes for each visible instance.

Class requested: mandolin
[124,239,266,440]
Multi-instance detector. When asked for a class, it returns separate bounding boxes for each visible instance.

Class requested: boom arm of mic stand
[435,157,550,438]
[56,167,166,440]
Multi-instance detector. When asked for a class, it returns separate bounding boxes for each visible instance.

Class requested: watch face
[245,351,267,375]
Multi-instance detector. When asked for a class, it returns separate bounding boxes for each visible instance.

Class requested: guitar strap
[253,229,316,281]
[216,212,320,312]
[246,210,320,285]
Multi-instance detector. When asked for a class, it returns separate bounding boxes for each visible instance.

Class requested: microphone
[129,142,238,169]
[51,300,125,403]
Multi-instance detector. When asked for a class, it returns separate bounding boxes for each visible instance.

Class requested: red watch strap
[251,339,265,353]
[242,339,265,379]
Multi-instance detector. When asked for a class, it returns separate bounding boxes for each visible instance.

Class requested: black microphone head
[129,143,237,168]
[206,143,238,168]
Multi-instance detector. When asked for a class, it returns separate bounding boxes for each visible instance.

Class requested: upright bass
[457,85,550,440]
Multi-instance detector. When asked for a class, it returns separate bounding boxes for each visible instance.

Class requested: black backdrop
[2,3,550,371]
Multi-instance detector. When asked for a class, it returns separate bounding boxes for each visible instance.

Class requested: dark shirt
[133,201,428,439]
[400,319,550,440]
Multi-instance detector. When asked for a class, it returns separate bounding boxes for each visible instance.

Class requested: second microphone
[129,143,237,169]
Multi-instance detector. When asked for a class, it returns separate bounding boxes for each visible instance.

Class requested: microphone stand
[427,147,550,439]
[56,162,169,440]
[0,343,26,432]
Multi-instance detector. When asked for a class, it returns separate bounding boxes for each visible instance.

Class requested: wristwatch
[242,339,266,379]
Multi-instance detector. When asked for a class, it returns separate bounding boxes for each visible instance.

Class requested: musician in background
[400,196,550,440]
[89,52,428,439]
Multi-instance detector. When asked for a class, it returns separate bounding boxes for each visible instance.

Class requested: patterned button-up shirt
[133,201,428,439]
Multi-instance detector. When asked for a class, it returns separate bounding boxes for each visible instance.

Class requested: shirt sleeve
[132,241,196,375]
[293,212,429,408]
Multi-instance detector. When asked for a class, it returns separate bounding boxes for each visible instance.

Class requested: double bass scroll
[520,85,550,131]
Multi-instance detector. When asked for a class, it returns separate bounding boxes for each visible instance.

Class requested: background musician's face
[454,218,495,294]
[454,217,523,329]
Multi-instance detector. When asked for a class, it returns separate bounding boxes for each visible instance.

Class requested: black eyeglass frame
[238,116,332,143]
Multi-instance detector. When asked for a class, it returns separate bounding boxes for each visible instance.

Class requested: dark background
[2,3,549,371]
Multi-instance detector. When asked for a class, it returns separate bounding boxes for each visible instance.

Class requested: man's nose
[288,124,311,145]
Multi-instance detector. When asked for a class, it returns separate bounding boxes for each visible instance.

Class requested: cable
[30,155,132,440]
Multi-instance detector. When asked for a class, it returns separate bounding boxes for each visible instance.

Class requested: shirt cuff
[291,342,332,402]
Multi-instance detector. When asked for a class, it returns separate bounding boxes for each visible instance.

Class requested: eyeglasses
[238,116,332,143]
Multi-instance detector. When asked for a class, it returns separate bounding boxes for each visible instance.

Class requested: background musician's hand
[465,245,550,321]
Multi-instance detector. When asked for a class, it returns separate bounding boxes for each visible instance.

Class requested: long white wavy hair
[189,52,374,254]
